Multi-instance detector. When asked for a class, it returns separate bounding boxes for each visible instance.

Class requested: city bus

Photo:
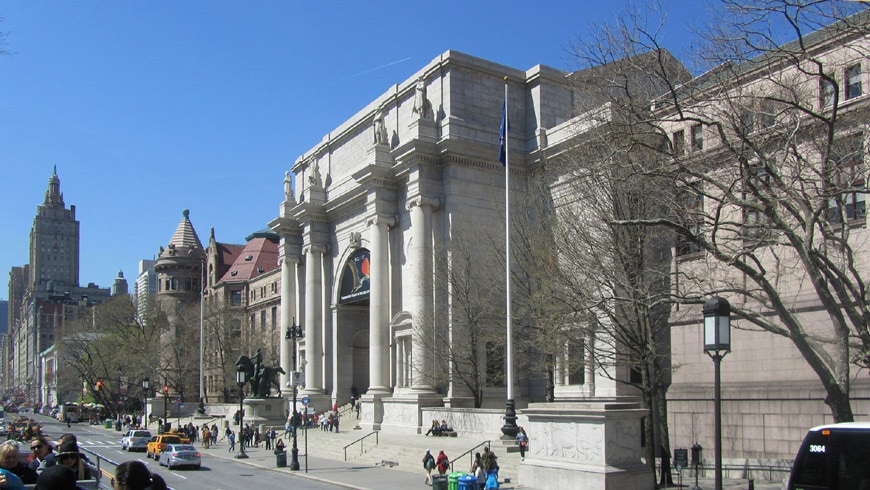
[788,422,870,489]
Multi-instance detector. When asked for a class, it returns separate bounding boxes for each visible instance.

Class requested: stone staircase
[294,423,522,484]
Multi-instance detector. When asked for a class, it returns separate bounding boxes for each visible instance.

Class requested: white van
[788,422,870,490]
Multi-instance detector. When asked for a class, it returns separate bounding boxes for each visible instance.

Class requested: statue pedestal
[241,398,286,425]
[517,400,652,490]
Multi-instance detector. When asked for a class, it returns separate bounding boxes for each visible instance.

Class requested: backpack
[424,454,435,469]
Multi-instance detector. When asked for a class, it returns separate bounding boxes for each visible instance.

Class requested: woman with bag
[516,426,528,460]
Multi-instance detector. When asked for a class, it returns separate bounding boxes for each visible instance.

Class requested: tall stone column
[279,256,299,396]
[368,215,394,394]
[303,245,325,394]
[407,196,439,392]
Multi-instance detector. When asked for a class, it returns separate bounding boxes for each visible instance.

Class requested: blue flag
[499,98,510,165]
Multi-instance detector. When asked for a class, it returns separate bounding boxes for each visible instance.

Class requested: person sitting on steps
[424,419,441,437]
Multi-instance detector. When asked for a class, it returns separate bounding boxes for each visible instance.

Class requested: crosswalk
[78,438,122,449]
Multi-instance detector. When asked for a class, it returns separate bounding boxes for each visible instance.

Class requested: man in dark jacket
[28,436,56,474]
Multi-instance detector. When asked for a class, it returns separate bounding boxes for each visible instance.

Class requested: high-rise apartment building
[29,166,79,292]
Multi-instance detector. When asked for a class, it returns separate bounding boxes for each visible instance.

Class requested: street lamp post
[235,369,249,459]
[117,368,123,418]
[285,317,303,471]
[142,378,149,429]
[162,379,169,433]
[703,296,731,490]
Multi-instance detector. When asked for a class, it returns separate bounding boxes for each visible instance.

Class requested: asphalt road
[29,414,342,490]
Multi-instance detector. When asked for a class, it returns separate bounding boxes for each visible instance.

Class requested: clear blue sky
[0,1,704,297]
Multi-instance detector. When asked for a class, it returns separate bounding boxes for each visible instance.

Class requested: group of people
[422,446,501,489]
[0,431,162,490]
[419,426,529,489]
[318,412,340,432]
[423,419,454,437]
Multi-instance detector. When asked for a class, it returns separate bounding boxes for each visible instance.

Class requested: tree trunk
[825,385,854,423]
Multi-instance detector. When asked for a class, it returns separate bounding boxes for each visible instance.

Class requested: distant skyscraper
[134,259,157,318]
[29,166,80,293]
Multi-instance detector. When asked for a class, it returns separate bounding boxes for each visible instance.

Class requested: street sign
[301,396,310,406]
[674,448,689,470]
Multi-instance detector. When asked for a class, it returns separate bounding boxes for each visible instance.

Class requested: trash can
[104,419,112,429]
[458,474,478,490]
[432,474,448,490]
[448,472,465,490]
[275,450,287,468]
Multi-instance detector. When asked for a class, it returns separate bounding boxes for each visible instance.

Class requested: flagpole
[501,76,518,437]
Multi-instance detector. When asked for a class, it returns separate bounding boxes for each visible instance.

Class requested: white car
[121,430,152,452]
[158,444,201,470]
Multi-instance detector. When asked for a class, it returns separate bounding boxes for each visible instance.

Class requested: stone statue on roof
[412,77,432,120]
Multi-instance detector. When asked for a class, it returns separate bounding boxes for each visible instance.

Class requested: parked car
[157,444,201,470]
[121,430,152,452]
[146,435,182,459]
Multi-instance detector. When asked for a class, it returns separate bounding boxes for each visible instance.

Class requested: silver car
[158,444,201,470]
[121,430,152,451]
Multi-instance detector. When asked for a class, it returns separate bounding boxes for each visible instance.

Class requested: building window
[828,134,866,223]
[184,278,192,291]
[260,311,266,332]
[691,124,703,151]
[744,166,773,241]
[821,78,836,108]
[738,110,754,136]
[271,307,277,330]
[567,340,585,385]
[230,290,242,307]
[672,129,685,156]
[846,64,862,100]
[677,184,705,256]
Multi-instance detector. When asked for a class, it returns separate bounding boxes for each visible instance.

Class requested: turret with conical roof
[155,209,206,301]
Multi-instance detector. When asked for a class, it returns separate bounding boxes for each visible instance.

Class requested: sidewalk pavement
[106,417,785,489]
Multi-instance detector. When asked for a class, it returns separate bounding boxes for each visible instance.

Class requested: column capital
[302,244,328,256]
[367,214,396,228]
[406,196,441,211]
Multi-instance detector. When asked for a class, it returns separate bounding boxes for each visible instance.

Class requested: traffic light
[163,386,169,396]
[95,381,103,392]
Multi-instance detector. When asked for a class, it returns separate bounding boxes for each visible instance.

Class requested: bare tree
[57,295,166,413]
[201,299,246,402]
[416,219,505,408]
[573,0,870,424]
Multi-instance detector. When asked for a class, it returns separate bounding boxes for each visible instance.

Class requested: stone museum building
[267,8,870,466]
[268,50,639,433]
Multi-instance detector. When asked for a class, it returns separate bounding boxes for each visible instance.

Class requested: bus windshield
[790,426,870,490]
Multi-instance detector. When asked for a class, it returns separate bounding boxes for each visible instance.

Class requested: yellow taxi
[146,434,184,459]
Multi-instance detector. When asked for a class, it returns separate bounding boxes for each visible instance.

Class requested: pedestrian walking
[516,426,528,460]
[421,449,435,485]
[227,431,235,452]
[436,450,450,476]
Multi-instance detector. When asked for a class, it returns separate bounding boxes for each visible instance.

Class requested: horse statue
[234,354,285,398]
[262,366,287,396]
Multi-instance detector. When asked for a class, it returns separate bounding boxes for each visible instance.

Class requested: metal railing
[450,440,491,473]
[664,462,792,483]
[343,431,379,461]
